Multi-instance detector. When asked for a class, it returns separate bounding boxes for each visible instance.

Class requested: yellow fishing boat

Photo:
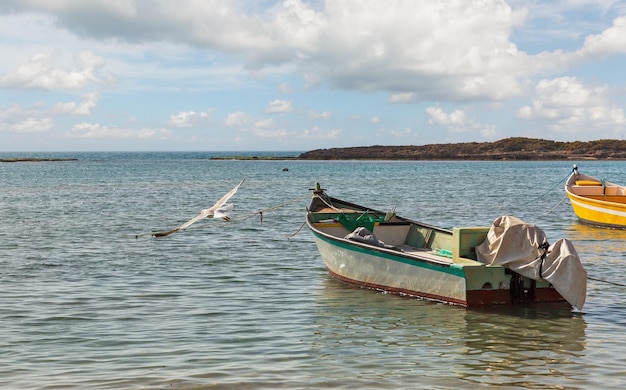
[565,164,626,228]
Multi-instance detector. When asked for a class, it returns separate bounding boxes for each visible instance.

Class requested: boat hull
[313,232,468,305]
[566,193,626,228]
[565,169,626,229]
[311,230,563,307]
[306,183,571,308]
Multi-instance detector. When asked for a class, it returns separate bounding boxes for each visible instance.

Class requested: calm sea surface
[1,153,625,389]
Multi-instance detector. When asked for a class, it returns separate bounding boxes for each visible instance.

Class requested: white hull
[314,234,467,304]
[306,183,581,307]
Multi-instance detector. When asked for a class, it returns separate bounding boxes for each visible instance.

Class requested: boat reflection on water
[566,223,626,253]
[460,304,587,387]
[563,223,626,315]
[310,276,587,389]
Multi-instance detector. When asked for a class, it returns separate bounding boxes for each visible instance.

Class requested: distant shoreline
[213,137,626,161]
[4,137,626,161]
[297,137,626,161]
[0,158,78,163]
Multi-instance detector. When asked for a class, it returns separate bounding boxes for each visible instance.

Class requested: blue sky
[1,0,625,152]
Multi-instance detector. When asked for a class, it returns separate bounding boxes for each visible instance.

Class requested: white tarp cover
[475,216,587,309]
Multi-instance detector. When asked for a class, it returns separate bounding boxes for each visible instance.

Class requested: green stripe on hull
[312,231,466,278]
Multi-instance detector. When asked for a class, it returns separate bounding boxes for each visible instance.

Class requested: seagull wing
[173,211,212,231]
[151,212,207,237]
[152,179,244,237]
[204,179,244,215]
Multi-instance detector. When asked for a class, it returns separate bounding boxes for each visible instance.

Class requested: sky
[1,0,626,152]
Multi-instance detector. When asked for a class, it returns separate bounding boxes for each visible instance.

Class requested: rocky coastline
[4,138,625,162]
[297,137,626,160]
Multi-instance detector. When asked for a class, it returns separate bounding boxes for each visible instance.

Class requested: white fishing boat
[306,183,586,309]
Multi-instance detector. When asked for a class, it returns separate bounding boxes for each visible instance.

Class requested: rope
[539,193,568,216]
[238,195,311,222]
[588,276,626,287]
[536,170,572,199]
[522,169,572,218]
[313,192,342,212]
[286,219,307,239]
[537,241,550,279]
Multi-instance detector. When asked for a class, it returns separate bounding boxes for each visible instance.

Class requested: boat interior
[570,179,626,203]
[308,205,489,266]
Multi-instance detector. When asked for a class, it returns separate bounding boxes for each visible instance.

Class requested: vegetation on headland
[297,137,626,160]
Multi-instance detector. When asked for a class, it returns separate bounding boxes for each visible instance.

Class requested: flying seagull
[152,179,244,237]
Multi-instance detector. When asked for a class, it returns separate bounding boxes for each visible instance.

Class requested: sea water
[1,153,625,389]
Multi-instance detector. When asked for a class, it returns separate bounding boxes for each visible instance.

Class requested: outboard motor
[508,270,536,304]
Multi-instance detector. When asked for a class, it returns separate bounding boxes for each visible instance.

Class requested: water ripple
[1,157,625,389]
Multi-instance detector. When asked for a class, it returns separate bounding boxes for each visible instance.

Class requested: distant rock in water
[298,137,626,160]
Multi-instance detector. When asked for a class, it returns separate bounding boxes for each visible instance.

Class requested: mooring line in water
[588,276,626,287]
[238,195,311,223]
[134,222,215,238]
[538,170,572,199]
[508,171,571,220]
[530,172,572,217]
[540,193,568,216]
[286,219,307,239]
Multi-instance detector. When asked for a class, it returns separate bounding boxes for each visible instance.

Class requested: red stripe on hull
[326,267,567,308]
[326,266,467,306]
[465,289,511,306]
[534,287,567,303]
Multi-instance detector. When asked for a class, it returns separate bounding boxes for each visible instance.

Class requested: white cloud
[0,94,100,136]
[224,111,250,127]
[265,99,293,113]
[254,118,274,128]
[168,109,213,128]
[0,50,107,90]
[308,110,331,120]
[253,127,289,138]
[301,126,341,139]
[3,0,139,18]
[1,1,626,151]
[389,93,417,104]
[4,2,509,100]
[65,122,170,139]
[9,1,626,102]
[426,107,468,126]
[11,117,53,133]
[0,103,33,121]
[515,77,625,134]
[426,106,496,136]
[388,127,413,138]
[278,82,291,94]
[303,73,322,90]
[3,1,626,105]
[302,0,529,100]
[579,16,626,58]
[54,92,99,115]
